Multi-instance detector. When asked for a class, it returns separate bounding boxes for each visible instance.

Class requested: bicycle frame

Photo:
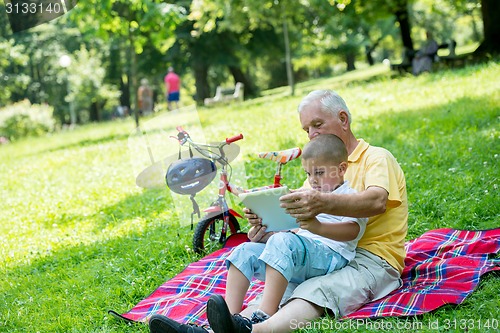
[173,126,244,244]
[202,167,244,245]
[171,126,301,252]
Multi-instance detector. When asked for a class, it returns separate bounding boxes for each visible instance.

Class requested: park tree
[0,9,29,106]
[190,0,313,96]
[304,2,364,72]
[362,0,414,50]
[351,0,415,52]
[476,0,500,54]
[450,0,483,42]
[190,0,407,87]
[165,21,243,103]
[0,16,86,124]
[450,0,499,54]
[69,0,186,127]
[164,4,261,104]
[306,1,396,71]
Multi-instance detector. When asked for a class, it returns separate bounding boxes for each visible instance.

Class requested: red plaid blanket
[109,228,500,325]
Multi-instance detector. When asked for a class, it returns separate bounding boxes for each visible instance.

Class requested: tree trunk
[192,62,210,105]
[394,1,414,52]
[89,101,101,122]
[365,45,375,66]
[120,77,129,109]
[475,0,500,55]
[227,66,256,98]
[346,52,356,71]
[468,9,482,42]
[283,18,295,96]
[128,25,139,129]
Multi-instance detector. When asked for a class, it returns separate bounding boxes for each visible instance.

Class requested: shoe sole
[207,294,233,333]
[149,314,181,333]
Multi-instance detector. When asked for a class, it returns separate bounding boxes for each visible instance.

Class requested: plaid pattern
[345,228,500,319]
[110,228,500,325]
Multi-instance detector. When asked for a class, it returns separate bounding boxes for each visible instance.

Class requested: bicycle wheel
[193,213,240,253]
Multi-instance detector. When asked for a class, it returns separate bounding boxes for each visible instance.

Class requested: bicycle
[167,126,301,253]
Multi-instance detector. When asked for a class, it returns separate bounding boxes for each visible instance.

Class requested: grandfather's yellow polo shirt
[346,139,408,273]
[303,139,408,273]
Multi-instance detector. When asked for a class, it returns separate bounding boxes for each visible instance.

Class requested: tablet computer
[239,186,297,232]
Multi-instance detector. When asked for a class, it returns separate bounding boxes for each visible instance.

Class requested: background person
[138,78,153,115]
[164,67,181,110]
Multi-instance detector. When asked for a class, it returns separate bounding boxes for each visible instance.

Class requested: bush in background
[0,100,56,141]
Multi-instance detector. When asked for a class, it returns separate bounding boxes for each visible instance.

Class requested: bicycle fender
[203,206,222,214]
[203,206,243,218]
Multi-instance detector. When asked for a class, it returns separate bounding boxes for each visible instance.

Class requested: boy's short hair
[301,134,348,165]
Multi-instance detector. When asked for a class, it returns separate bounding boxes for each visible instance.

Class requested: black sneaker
[149,314,209,333]
[207,294,253,333]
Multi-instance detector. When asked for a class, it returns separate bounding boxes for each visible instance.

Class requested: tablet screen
[239,186,297,232]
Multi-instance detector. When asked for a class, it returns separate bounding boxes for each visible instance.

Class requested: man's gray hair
[298,90,352,123]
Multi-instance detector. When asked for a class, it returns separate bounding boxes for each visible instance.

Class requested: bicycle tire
[193,213,240,253]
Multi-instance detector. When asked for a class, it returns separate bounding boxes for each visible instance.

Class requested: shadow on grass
[39,188,174,234]
[1,221,198,332]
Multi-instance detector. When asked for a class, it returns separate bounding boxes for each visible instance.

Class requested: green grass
[1,62,499,332]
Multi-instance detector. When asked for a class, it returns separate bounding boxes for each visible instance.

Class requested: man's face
[299,100,343,140]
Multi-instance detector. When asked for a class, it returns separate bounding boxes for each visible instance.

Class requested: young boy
[205,134,368,333]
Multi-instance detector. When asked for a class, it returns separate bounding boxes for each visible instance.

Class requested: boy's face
[301,158,347,193]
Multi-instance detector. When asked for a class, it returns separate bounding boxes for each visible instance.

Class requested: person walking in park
[148,89,408,333]
[138,78,154,115]
[164,67,181,110]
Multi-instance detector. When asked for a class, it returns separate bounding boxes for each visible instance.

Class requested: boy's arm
[298,218,360,242]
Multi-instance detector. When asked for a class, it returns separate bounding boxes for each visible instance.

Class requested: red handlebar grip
[226,133,244,144]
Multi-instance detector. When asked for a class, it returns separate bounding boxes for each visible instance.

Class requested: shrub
[0,100,56,141]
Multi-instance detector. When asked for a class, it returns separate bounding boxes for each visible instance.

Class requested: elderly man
[149,90,408,333]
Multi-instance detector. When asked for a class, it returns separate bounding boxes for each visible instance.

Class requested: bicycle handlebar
[226,133,243,144]
[175,126,243,149]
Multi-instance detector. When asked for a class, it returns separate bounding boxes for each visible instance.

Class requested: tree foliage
[67,0,187,126]
[1,0,497,131]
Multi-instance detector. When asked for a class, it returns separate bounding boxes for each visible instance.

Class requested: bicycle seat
[258,147,302,164]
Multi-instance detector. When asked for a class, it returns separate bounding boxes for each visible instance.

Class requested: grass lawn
[1,61,499,332]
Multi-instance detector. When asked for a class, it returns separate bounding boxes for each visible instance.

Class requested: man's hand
[280,189,323,220]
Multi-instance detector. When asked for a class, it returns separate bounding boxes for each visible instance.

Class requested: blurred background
[0,0,497,140]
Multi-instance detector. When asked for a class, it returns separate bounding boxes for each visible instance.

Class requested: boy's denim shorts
[226,232,348,284]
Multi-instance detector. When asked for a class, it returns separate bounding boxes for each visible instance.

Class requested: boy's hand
[244,207,274,243]
[297,218,321,232]
[243,207,262,226]
[248,225,274,243]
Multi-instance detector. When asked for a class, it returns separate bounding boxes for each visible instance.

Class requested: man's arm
[280,186,388,220]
